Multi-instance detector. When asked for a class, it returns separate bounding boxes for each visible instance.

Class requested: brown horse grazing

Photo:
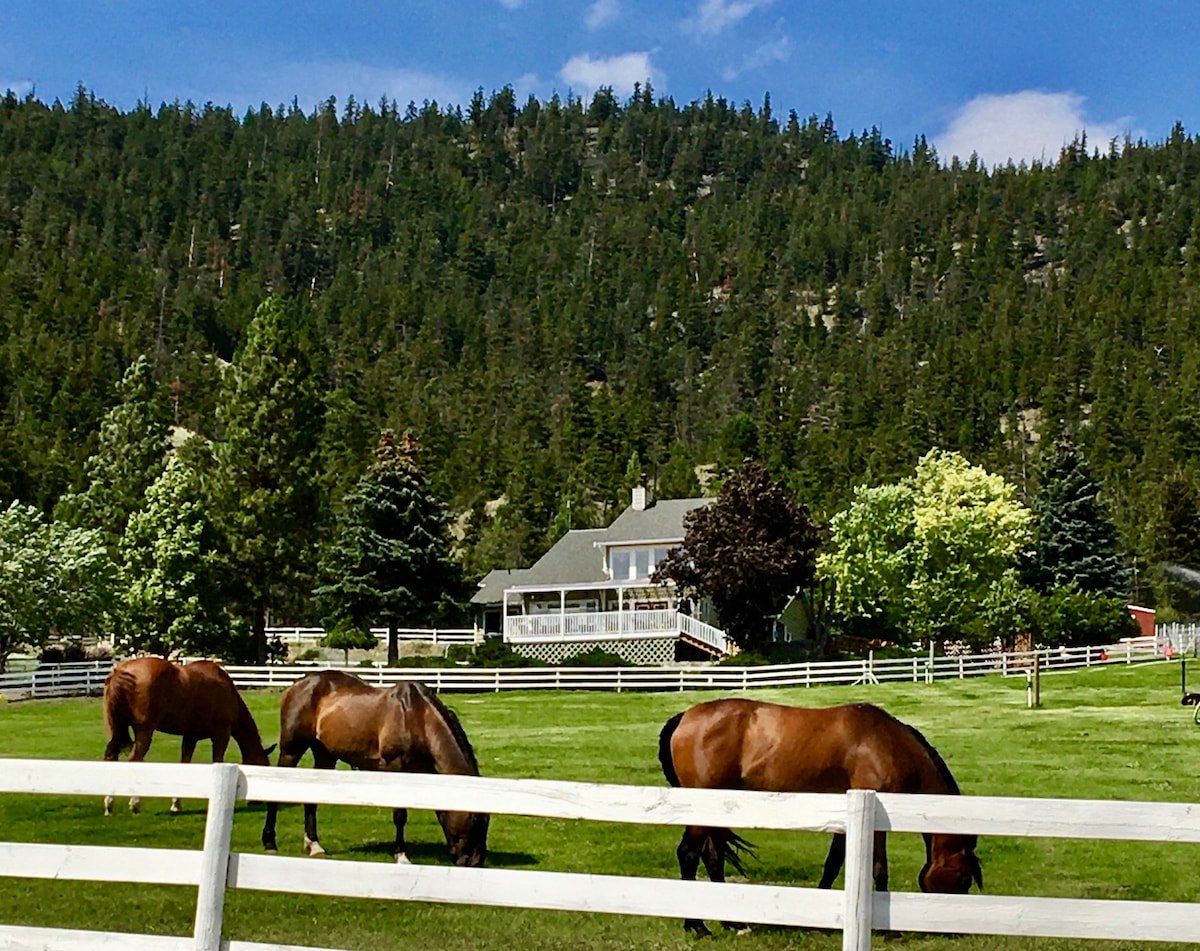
[260,670,489,867]
[659,698,982,936]
[103,656,274,815]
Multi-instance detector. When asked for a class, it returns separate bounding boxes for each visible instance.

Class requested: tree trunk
[387,620,398,665]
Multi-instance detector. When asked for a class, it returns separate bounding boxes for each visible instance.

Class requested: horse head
[918,834,983,894]
[437,809,490,867]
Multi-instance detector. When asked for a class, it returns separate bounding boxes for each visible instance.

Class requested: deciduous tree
[652,461,820,652]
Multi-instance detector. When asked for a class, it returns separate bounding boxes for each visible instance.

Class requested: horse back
[668,699,941,795]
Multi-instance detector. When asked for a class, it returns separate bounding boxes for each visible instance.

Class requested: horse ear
[264,743,277,756]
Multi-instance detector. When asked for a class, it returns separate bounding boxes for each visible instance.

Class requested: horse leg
[171,737,201,814]
[701,830,748,934]
[392,808,411,864]
[261,746,303,854]
[103,734,123,817]
[676,826,713,938]
[303,746,337,857]
[819,833,847,888]
[126,727,155,814]
[873,830,889,891]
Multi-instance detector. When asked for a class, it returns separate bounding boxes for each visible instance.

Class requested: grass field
[3,661,1200,949]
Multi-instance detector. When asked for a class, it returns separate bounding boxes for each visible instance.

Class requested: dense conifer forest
[3,84,1199,609]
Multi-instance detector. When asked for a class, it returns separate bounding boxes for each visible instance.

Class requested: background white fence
[3,758,1200,950]
[0,636,1163,701]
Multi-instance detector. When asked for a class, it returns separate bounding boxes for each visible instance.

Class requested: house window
[611,546,673,581]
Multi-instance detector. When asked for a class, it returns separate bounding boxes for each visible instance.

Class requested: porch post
[560,590,566,638]
[618,587,625,635]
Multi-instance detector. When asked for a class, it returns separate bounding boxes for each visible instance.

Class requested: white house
[470,487,729,664]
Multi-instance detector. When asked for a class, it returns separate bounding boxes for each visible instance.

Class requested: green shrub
[558,647,631,667]
[448,638,543,667]
[1029,588,1141,647]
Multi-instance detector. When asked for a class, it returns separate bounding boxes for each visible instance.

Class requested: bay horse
[659,698,982,936]
[103,656,274,814]
[259,670,489,867]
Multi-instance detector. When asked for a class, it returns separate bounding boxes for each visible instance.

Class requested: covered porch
[502,581,728,656]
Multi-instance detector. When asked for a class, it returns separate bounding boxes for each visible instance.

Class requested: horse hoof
[684,922,713,939]
[395,853,411,865]
[169,802,181,814]
[129,799,141,815]
[304,838,327,858]
[264,848,278,855]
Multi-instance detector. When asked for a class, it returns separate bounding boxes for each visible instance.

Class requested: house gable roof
[469,495,712,606]
[601,497,710,545]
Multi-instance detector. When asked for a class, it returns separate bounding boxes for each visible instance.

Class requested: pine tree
[316,431,464,664]
[57,355,172,548]
[211,298,325,663]
[1026,439,1129,598]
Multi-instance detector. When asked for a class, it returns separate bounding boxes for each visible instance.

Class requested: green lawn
[2,661,1200,949]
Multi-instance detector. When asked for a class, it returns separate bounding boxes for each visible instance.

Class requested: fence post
[193,762,239,951]
[842,788,876,951]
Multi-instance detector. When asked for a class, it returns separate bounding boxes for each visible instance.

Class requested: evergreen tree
[1025,439,1129,598]
[315,430,464,664]
[212,298,325,663]
[653,461,820,652]
[56,355,172,547]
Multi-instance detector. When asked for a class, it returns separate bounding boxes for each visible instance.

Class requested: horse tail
[658,711,685,787]
[102,666,135,756]
[713,828,756,876]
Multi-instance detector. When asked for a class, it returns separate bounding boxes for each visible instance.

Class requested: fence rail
[2,758,1200,950]
[0,637,1163,701]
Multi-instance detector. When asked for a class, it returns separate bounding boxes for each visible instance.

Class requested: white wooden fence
[3,758,1200,950]
[0,637,1162,702]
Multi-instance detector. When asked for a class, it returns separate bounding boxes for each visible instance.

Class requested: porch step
[677,631,728,657]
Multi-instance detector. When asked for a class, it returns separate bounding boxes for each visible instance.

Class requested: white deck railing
[504,608,729,654]
[3,758,1200,950]
[504,608,678,641]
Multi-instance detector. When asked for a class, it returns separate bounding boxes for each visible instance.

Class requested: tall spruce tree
[1026,439,1129,599]
[212,298,325,663]
[57,355,172,548]
[316,431,463,664]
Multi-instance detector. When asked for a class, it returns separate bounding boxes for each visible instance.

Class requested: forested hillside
[3,85,1199,604]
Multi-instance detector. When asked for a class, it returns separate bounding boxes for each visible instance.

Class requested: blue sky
[3,1,1198,166]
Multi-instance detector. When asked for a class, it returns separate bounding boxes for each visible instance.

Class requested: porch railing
[504,609,728,655]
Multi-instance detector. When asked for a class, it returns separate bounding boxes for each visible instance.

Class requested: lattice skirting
[511,638,677,666]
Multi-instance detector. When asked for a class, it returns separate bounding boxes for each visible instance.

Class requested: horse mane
[404,681,479,774]
[900,720,960,795]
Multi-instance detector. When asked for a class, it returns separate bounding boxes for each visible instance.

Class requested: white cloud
[586,0,620,30]
[559,52,658,99]
[721,33,790,81]
[685,0,773,39]
[933,91,1137,168]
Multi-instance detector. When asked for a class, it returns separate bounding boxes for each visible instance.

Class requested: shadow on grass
[345,838,536,867]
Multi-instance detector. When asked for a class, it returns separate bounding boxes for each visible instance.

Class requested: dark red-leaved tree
[653,462,821,653]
